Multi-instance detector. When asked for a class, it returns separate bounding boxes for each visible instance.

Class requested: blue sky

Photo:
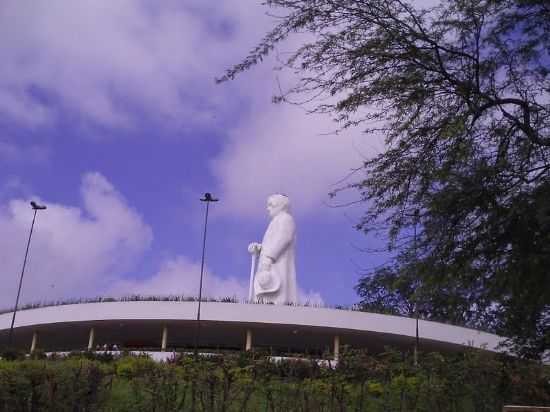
[0,1,390,308]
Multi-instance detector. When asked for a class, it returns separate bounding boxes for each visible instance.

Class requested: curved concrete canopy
[0,302,504,354]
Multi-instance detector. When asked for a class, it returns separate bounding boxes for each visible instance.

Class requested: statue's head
[267,194,290,218]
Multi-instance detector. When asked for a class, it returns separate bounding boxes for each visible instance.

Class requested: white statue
[248,194,297,304]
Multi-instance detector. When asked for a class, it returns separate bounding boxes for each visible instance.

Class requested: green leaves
[0,351,549,411]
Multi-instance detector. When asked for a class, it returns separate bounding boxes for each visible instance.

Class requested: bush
[0,347,26,361]
[0,349,548,411]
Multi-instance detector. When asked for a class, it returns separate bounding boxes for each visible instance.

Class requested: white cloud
[0,0,379,219]
[0,89,53,127]
[0,0,275,130]
[211,103,381,218]
[0,172,152,307]
[107,255,247,300]
[0,140,51,164]
[299,289,324,306]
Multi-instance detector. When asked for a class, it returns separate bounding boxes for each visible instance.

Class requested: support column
[30,331,38,354]
[87,327,95,351]
[245,329,253,351]
[333,335,340,361]
[161,325,168,352]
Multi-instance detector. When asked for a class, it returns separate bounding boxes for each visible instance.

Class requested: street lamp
[194,193,218,358]
[411,209,420,366]
[8,201,47,346]
[401,209,421,365]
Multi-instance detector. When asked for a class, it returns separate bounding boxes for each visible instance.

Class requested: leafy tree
[219,0,550,358]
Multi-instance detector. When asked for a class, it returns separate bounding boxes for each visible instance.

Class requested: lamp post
[8,201,47,346]
[412,209,420,366]
[194,193,218,358]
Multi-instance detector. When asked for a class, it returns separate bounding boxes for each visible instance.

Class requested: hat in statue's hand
[254,269,280,294]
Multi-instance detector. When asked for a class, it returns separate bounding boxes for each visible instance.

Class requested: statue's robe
[254,211,297,304]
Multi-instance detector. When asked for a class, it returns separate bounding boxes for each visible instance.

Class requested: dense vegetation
[220,0,550,359]
[0,349,548,411]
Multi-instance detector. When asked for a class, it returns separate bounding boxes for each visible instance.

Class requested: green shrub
[0,350,548,411]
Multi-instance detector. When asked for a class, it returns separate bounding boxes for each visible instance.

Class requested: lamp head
[30,201,47,210]
[200,192,219,202]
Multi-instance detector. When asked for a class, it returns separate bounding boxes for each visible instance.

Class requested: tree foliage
[219,0,550,358]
